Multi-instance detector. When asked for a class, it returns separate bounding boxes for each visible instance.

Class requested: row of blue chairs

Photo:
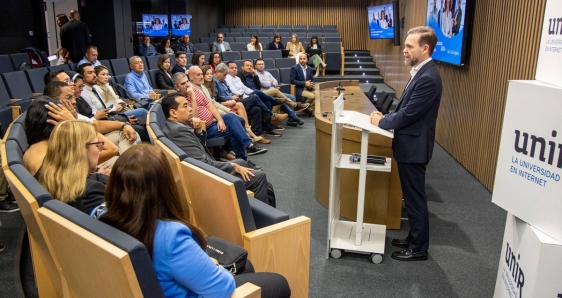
[209,31,340,38]
[219,24,337,30]
[0,52,46,74]
[200,36,341,44]
[191,41,342,57]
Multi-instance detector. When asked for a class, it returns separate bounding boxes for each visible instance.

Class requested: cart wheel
[370,253,383,264]
[330,249,342,259]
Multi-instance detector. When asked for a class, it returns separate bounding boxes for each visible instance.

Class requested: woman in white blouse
[247,35,262,51]
[441,0,453,37]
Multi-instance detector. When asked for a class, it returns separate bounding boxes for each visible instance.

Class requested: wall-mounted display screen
[367,3,395,39]
[171,14,191,36]
[142,14,168,37]
[426,0,470,66]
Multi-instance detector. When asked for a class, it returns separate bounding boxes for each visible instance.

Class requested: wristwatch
[121,122,131,130]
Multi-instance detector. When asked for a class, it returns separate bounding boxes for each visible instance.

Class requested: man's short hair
[217,32,224,37]
[161,93,182,119]
[215,63,229,74]
[43,81,68,98]
[253,58,264,67]
[85,45,97,53]
[175,51,186,58]
[172,71,188,86]
[44,69,65,85]
[77,63,93,76]
[243,60,253,66]
[407,26,437,54]
[129,56,142,66]
[226,61,237,67]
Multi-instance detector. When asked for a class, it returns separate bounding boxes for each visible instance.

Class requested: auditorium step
[344,61,377,67]
[344,56,374,63]
[344,67,380,75]
[345,50,372,57]
[315,74,384,83]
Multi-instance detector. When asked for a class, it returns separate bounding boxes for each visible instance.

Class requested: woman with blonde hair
[93,65,148,118]
[37,120,108,215]
[287,33,325,77]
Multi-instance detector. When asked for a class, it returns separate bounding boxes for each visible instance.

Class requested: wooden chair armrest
[10,98,22,103]
[11,106,21,121]
[340,47,345,76]
[290,85,295,96]
[243,216,311,298]
[201,120,207,131]
[32,93,42,97]
[231,282,261,298]
[246,190,254,197]
[167,89,175,94]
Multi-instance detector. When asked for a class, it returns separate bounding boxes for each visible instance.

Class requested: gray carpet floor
[0,115,507,297]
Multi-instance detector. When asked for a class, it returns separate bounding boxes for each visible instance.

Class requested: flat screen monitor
[171,14,192,36]
[367,3,395,39]
[141,14,168,37]
[426,0,470,66]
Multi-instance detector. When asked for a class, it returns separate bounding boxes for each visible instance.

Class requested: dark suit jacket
[378,60,442,164]
[289,64,315,101]
[171,64,188,75]
[156,70,175,89]
[69,173,108,215]
[163,120,234,173]
[266,42,285,50]
[236,71,261,91]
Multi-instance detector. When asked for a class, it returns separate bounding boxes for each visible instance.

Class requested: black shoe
[286,119,298,127]
[0,200,19,213]
[296,118,305,125]
[6,189,15,202]
[302,109,313,117]
[246,144,267,156]
[391,237,412,248]
[266,130,283,137]
[391,249,428,261]
[245,160,263,171]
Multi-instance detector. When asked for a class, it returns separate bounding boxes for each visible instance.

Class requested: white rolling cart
[326,95,394,263]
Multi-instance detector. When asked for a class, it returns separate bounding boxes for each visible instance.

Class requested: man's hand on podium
[370,110,384,126]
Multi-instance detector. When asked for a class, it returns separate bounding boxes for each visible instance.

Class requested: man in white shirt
[254,59,307,126]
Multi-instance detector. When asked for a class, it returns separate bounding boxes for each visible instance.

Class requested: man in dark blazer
[211,32,231,52]
[161,93,274,206]
[289,55,316,117]
[370,26,442,261]
[171,51,189,75]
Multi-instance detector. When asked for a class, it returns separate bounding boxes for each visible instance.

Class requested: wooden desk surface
[313,80,402,228]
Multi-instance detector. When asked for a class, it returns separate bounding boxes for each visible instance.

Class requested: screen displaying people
[171,14,191,37]
[367,3,394,39]
[426,0,467,65]
[142,14,168,37]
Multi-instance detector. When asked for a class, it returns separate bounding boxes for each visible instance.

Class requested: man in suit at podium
[370,26,442,261]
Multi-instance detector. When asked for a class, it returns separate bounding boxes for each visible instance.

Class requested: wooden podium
[314,80,402,229]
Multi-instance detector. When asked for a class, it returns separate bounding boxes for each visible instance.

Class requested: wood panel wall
[225,0,547,191]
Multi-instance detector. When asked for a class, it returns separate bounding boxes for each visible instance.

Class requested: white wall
[44,0,78,65]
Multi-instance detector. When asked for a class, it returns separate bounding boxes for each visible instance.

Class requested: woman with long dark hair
[247,35,262,51]
[208,51,221,72]
[100,144,290,297]
[191,52,206,67]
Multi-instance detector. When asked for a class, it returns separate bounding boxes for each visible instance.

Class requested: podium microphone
[337,72,348,93]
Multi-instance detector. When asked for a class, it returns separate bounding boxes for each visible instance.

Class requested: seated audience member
[158,37,174,55]
[172,72,267,159]
[139,35,157,56]
[124,56,157,100]
[99,144,290,297]
[224,61,286,136]
[43,80,139,154]
[37,120,109,215]
[156,54,175,89]
[212,33,231,52]
[23,97,117,177]
[254,59,306,126]
[236,60,309,130]
[208,51,221,72]
[171,51,189,75]
[174,34,196,54]
[290,55,315,117]
[286,34,305,60]
[77,45,101,66]
[305,36,327,77]
[199,65,264,143]
[93,65,148,118]
[247,35,262,51]
[44,69,73,86]
[161,94,272,205]
[191,52,206,67]
[267,34,285,50]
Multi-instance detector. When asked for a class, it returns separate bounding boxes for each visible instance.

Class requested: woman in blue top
[100,144,291,298]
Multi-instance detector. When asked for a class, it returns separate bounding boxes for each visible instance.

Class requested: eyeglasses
[75,84,85,89]
[86,141,104,151]
[63,94,76,100]
[63,79,75,86]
